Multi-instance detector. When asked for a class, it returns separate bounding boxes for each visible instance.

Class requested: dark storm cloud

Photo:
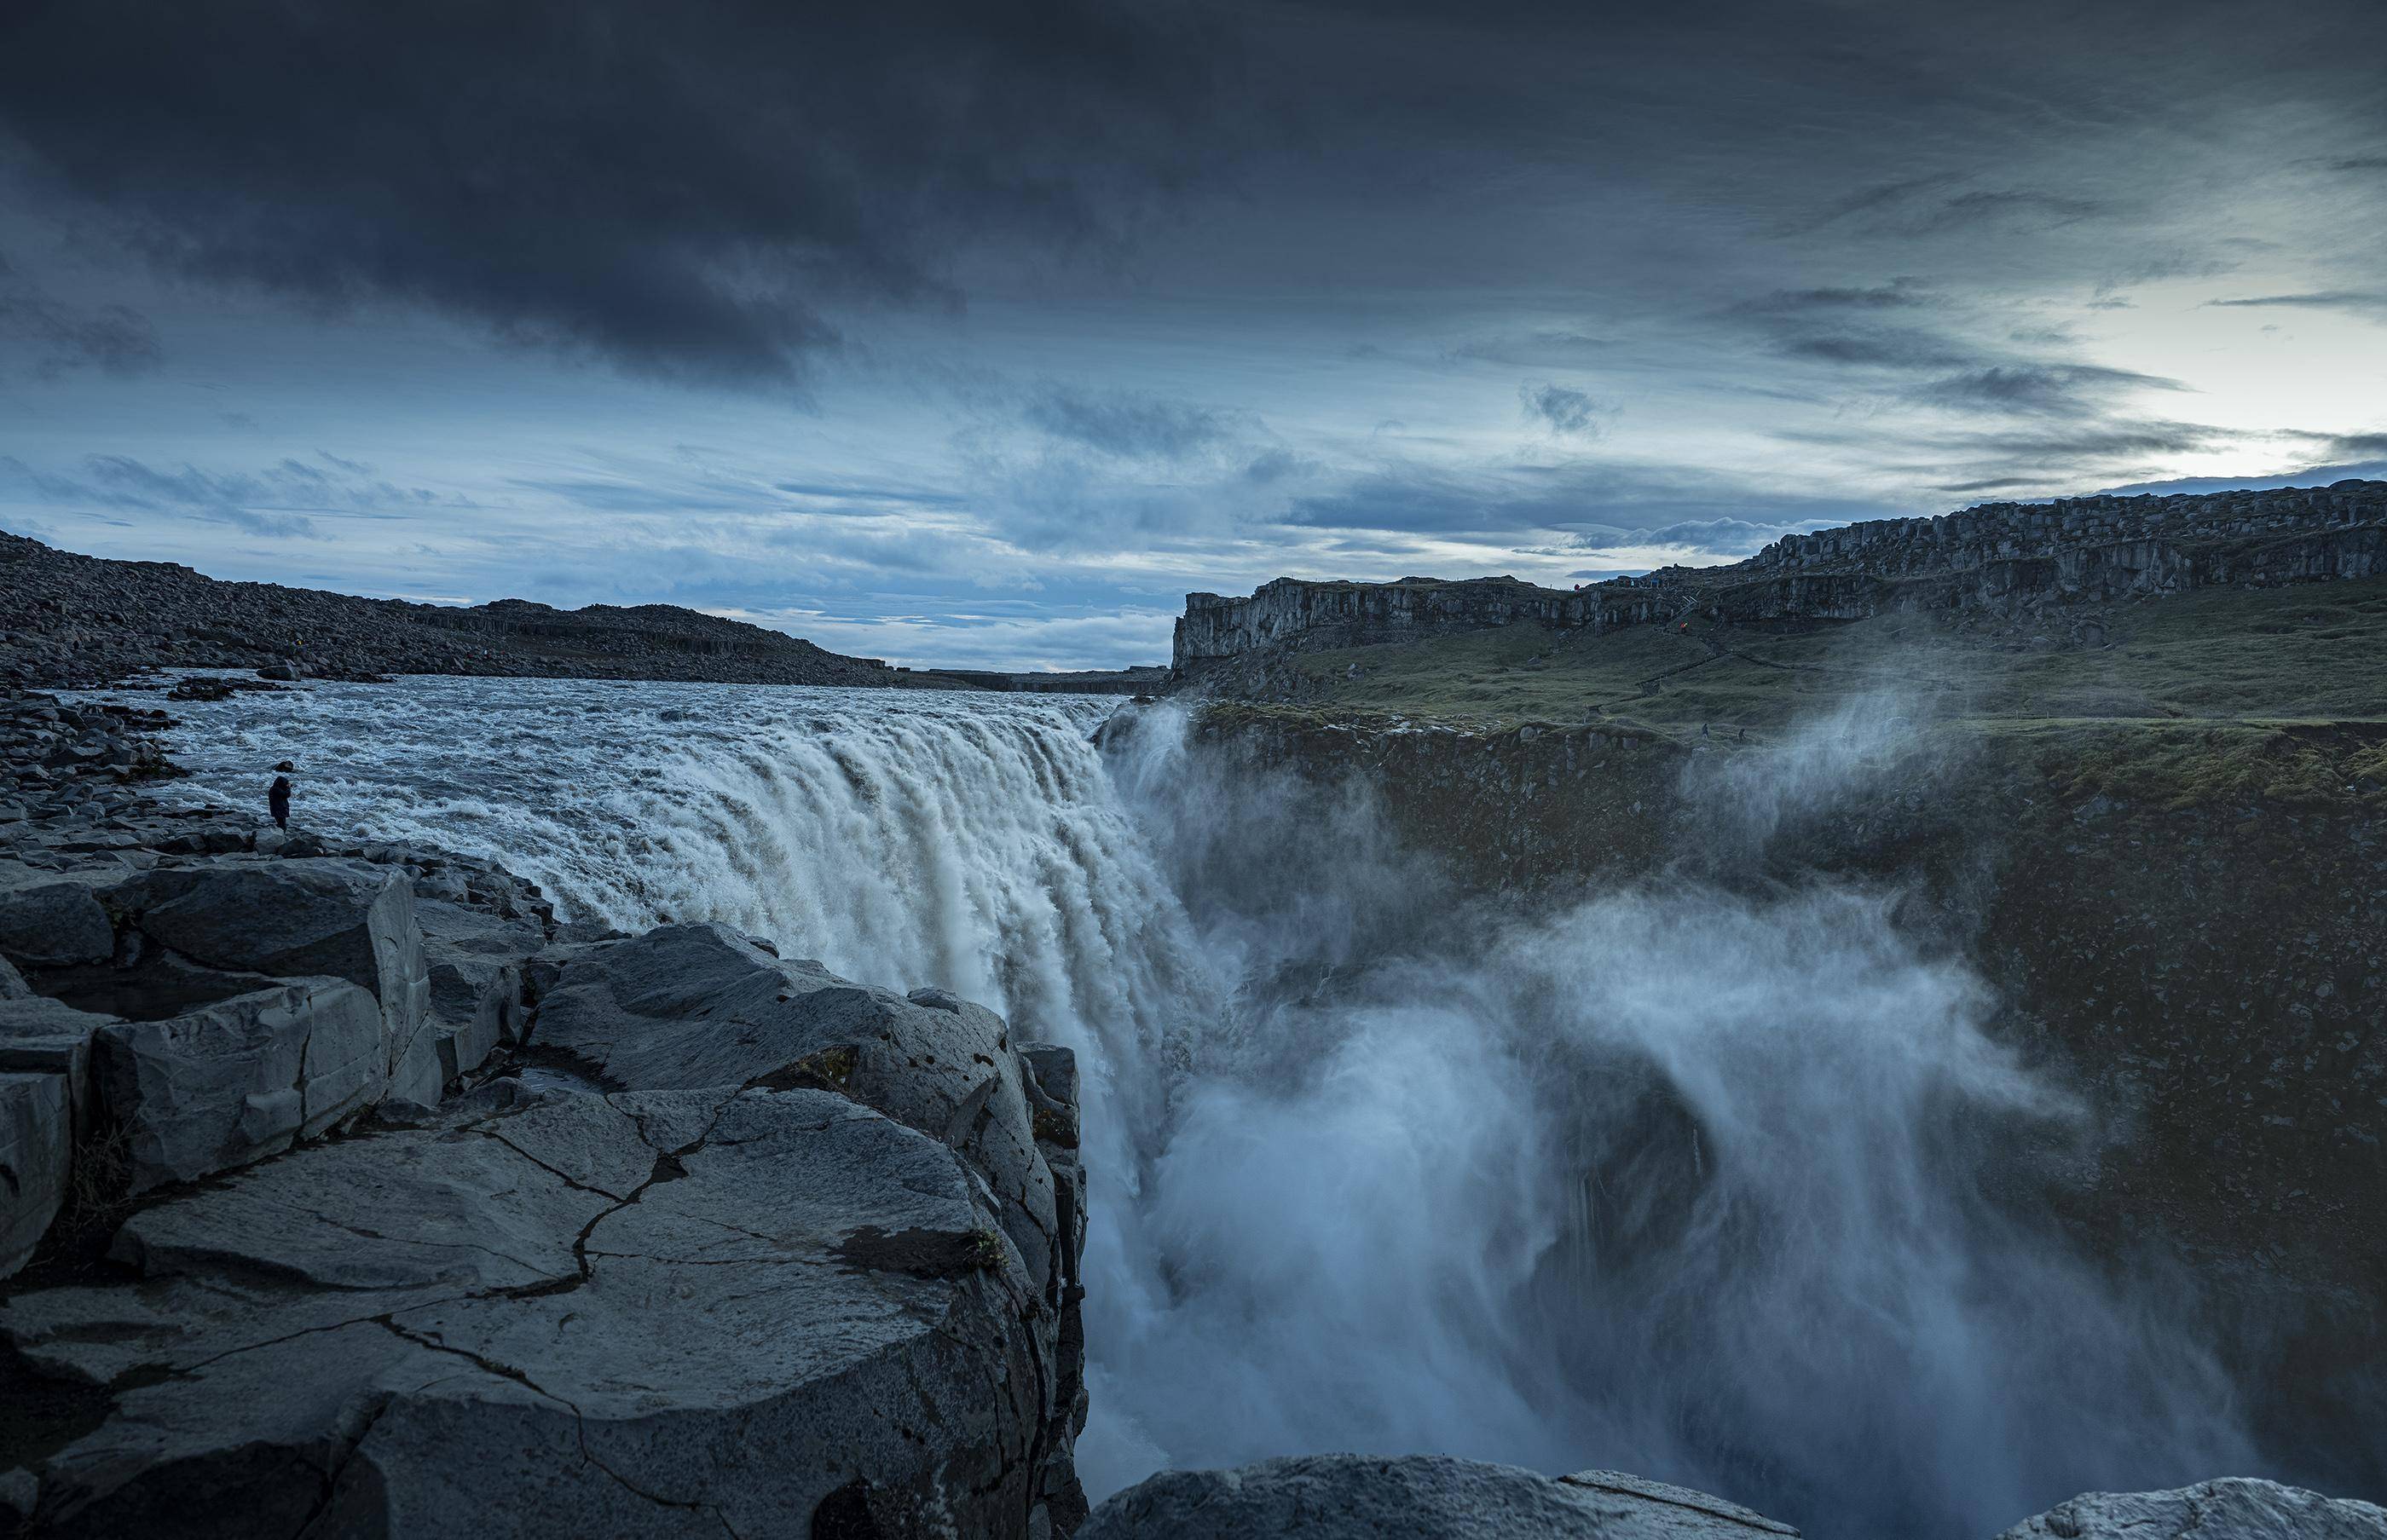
[1520,384,1604,436]
[1911,364,2188,416]
[1444,332,1615,367]
[1282,457,1896,551]
[2205,291,2387,314]
[1893,420,2244,493]
[0,0,1240,386]
[1742,283,1937,314]
[0,256,158,378]
[1777,331,1981,371]
[1022,385,1241,461]
[4,0,2386,665]
[4,451,456,538]
[1789,175,1965,234]
[1728,283,1988,373]
[1901,189,2106,235]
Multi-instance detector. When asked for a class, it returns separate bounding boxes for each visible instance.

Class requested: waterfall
[139,674,2259,1538]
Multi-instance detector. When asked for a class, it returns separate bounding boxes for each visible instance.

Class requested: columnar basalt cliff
[1172,481,2387,671]
[0,690,1089,1537]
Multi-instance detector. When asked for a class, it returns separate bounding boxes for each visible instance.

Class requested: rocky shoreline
[2,681,2381,1537]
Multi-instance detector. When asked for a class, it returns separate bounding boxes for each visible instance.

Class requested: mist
[140,678,2259,1537]
[1086,698,2252,1537]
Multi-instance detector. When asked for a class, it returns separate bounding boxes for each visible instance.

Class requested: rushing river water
[102,673,2260,1537]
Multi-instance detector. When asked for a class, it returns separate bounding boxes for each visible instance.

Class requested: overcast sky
[3,0,2384,669]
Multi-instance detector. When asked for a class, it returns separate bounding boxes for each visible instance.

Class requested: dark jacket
[269,776,292,815]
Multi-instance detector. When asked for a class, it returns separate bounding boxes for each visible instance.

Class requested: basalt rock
[1080,1455,1800,1539]
[0,1072,72,1278]
[529,923,1066,1301]
[414,899,543,1084]
[0,871,114,969]
[102,859,440,1110]
[1172,481,2387,672]
[1996,1478,2387,1539]
[2,1081,1073,1538]
[93,978,388,1194]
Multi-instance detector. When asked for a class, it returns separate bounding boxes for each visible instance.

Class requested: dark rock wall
[1172,482,2387,670]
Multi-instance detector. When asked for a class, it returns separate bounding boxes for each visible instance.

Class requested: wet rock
[93,978,386,1193]
[2,1083,1062,1538]
[1080,1456,1799,1539]
[0,1071,72,1278]
[1997,1478,2387,1539]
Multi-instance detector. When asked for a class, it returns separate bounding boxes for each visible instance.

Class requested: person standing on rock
[269,761,294,830]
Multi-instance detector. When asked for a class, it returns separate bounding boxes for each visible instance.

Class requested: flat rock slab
[534,923,1062,1295]
[1080,1454,1799,1539]
[1,1082,1057,1538]
[1997,1478,2387,1539]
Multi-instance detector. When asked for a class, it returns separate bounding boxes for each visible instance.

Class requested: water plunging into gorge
[130,675,2255,1539]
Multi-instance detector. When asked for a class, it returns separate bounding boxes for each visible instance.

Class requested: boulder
[1,1082,1072,1538]
[530,923,1064,1297]
[0,867,113,968]
[1997,1479,2387,1539]
[414,899,543,1085]
[0,952,30,1000]
[105,858,438,1110]
[1079,1456,1799,1539]
[0,994,114,1139]
[0,1071,72,1278]
[93,978,386,1193]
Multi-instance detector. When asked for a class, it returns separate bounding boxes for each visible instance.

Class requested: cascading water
[126,673,2258,1537]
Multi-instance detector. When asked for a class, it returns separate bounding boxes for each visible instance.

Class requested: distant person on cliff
[269,761,294,830]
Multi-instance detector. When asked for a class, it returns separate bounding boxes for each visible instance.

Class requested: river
[101,673,2255,1537]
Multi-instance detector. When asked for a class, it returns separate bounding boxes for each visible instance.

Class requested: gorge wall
[1172,480,2387,671]
[1118,701,2387,1494]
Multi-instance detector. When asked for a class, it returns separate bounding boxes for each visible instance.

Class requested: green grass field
[1249,577,2387,809]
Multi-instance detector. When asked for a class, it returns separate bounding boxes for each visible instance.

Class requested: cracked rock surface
[1080,1455,1802,1538]
[4,1078,1070,1537]
[535,923,1065,1300]
[0,693,1090,1538]
[1996,1478,2387,1539]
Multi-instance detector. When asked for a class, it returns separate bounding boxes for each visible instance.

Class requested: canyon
[3,482,2384,1536]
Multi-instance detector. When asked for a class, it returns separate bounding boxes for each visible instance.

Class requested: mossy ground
[1240,577,2387,810]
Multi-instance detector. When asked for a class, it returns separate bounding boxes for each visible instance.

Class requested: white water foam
[112,674,2259,1537]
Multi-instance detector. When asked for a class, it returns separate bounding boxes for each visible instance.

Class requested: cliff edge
[1174,480,2387,673]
